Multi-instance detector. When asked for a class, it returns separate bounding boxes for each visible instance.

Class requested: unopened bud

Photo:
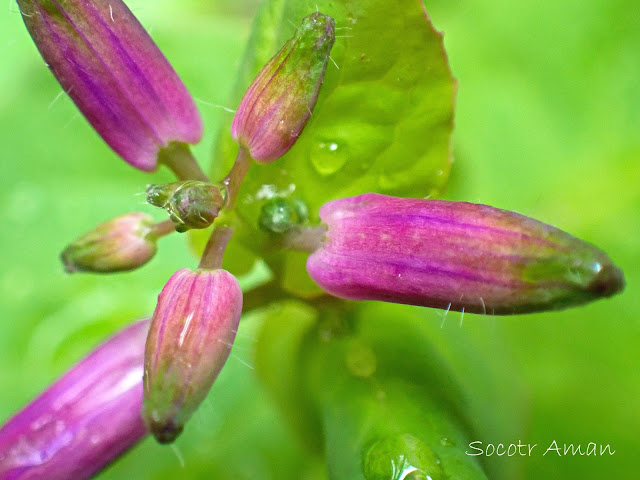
[146,181,224,232]
[231,12,336,163]
[143,268,243,443]
[258,196,309,233]
[17,0,202,171]
[61,212,156,273]
[0,320,149,480]
[306,193,625,315]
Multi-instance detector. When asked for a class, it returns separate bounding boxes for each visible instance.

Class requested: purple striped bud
[61,212,157,273]
[17,0,203,171]
[306,194,625,315]
[231,12,335,163]
[0,320,149,480]
[143,268,243,443]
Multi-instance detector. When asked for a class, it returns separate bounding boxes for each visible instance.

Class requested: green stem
[222,148,251,209]
[148,220,175,239]
[199,226,233,270]
[283,225,327,253]
[158,142,209,182]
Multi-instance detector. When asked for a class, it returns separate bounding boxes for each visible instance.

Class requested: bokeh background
[0,0,638,478]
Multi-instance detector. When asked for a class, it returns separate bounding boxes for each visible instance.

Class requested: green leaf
[212,0,456,296]
[255,300,490,480]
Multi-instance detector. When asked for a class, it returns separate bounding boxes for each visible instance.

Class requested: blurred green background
[0,0,638,478]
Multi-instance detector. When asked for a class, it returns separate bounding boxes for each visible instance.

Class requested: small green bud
[146,181,224,233]
[61,213,156,273]
[259,197,308,233]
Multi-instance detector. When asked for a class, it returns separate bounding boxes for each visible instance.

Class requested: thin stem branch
[241,282,291,313]
[158,142,209,182]
[148,220,175,239]
[222,148,251,209]
[283,225,327,253]
[199,226,233,270]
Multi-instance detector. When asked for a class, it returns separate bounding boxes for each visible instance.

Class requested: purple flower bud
[306,193,625,315]
[17,0,203,171]
[231,12,336,163]
[0,320,149,480]
[61,212,157,273]
[143,268,243,443]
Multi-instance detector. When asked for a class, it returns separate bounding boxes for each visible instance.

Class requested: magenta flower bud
[143,268,243,443]
[0,320,149,480]
[231,12,336,163]
[17,0,203,171]
[306,194,625,315]
[61,212,157,273]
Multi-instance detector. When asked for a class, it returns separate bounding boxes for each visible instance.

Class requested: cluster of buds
[1,1,625,479]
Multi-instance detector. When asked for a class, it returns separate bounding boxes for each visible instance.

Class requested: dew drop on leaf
[310,139,348,176]
[363,434,446,480]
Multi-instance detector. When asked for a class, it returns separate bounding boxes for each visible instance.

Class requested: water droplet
[310,140,347,176]
[363,434,446,480]
[345,340,376,378]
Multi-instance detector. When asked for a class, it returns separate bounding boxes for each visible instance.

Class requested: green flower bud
[61,212,157,273]
[146,181,224,233]
[258,197,309,233]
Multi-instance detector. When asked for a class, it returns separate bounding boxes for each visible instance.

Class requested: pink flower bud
[306,193,625,315]
[17,0,202,171]
[231,12,335,163]
[143,268,243,443]
[61,212,157,273]
[0,320,149,480]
